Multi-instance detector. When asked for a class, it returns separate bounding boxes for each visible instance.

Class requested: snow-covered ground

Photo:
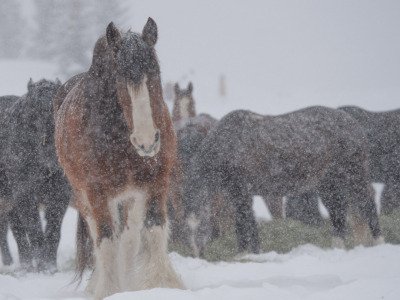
[2,207,400,300]
[1,185,388,299]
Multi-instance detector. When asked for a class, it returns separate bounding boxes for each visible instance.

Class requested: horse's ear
[27,78,34,92]
[187,82,193,94]
[174,83,180,96]
[106,22,121,53]
[142,17,158,47]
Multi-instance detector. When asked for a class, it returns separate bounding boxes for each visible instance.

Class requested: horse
[339,106,400,215]
[286,106,400,226]
[184,107,384,256]
[54,19,183,298]
[168,80,236,249]
[0,94,19,266]
[169,113,227,246]
[0,78,71,271]
[172,82,195,126]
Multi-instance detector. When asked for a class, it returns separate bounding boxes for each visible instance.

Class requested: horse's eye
[155,131,160,142]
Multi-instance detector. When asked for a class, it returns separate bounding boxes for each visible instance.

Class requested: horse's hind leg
[347,170,383,245]
[380,180,400,215]
[16,195,45,271]
[263,196,283,219]
[43,182,70,272]
[319,181,348,248]
[230,183,260,254]
[0,214,13,266]
[8,209,32,269]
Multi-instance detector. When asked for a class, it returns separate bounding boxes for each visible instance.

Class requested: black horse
[286,106,400,225]
[0,94,21,266]
[184,107,383,256]
[169,114,222,246]
[0,79,71,271]
[340,106,400,215]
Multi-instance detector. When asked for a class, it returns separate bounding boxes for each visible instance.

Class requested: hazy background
[1,0,399,117]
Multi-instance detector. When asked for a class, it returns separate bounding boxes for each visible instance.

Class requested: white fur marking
[93,238,120,299]
[84,188,184,297]
[127,77,159,157]
[129,225,184,290]
[179,97,191,119]
[187,213,200,231]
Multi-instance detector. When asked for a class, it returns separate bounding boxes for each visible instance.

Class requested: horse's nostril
[155,131,160,142]
[139,144,145,150]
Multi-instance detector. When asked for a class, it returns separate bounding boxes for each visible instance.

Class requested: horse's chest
[103,154,163,183]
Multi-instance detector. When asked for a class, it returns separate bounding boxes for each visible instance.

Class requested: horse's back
[340,105,400,177]
[198,106,367,194]
[209,106,363,157]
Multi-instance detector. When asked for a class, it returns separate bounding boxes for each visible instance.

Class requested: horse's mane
[88,36,115,78]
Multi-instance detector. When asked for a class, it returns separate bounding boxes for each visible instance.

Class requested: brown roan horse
[54,18,183,299]
[172,82,196,127]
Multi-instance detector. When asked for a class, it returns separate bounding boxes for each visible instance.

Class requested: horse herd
[0,18,398,298]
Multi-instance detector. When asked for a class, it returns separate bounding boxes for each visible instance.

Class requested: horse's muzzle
[130,129,161,157]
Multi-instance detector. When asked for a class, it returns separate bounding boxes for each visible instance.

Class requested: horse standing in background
[0,94,20,267]
[172,82,196,127]
[54,19,183,298]
[169,82,206,243]
[286,106,400,226]
[0,79,71,271]
[185,107,384,256]
[168,82,235,249]
[171,113,226,246]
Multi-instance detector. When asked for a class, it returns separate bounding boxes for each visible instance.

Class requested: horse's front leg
[42,176,70,272]
[0,214,13,266]
[130,179,184,290]
[83,188,120,299]
[16,193,46,271]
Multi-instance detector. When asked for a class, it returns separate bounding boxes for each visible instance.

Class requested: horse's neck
[172,100,181,122]
[172,99,195,122]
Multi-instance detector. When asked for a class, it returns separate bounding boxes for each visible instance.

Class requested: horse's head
[174,82,195,120]
[107,18,162,157]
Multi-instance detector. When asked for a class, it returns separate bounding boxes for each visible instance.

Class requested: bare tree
[0,0,25,58]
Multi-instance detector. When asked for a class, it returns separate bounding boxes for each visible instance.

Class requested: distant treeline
[0,0,127,77]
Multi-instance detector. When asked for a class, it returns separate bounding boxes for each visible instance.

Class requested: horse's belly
[257,152,330,196]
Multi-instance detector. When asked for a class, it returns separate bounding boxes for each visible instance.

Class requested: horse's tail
[74,212,93,283]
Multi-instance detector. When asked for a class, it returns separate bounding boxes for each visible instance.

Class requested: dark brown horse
[54,19,183,298]
[172,82,196,127]
[184,107,384,256]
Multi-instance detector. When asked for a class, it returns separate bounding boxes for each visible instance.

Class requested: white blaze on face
[127,76,160,157]
[179,97,191,119]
